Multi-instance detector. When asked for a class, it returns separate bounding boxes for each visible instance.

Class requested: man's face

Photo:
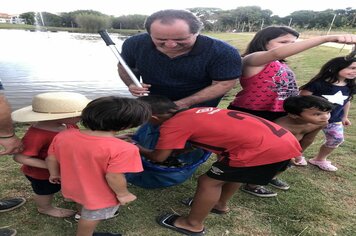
[150,19,198,56]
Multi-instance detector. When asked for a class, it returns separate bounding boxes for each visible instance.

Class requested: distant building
[0,13,25,24]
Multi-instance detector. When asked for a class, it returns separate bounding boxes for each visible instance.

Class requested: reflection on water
[0,29,131,110]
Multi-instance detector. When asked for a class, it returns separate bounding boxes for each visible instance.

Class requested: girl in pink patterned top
[228,26,356,197]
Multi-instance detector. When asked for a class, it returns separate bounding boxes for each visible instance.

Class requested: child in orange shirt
[46,96,151,236]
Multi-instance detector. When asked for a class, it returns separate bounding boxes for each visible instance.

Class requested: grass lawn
[1,32,355,236]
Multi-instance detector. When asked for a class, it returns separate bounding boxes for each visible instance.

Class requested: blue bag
[126,123,211,189]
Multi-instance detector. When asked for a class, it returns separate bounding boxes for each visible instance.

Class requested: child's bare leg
[174,174,225,232]
[312,144,335,161]
[214,182,241,211]
[76,219,100,236]
[34,194,75,217]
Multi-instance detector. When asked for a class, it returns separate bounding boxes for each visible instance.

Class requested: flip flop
[180,197,229,214]
[156,213,205,236]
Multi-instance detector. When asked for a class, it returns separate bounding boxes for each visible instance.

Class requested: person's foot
[180,197,229,214]
[269,178,290,190]
[38,207,75,218]
[308,159,338,171]
[157,213,205,235]
[0,197,26,213]
[240,185,277,197]
[0,228,17,236]
[292,156,308,166]
[92,233,122,236]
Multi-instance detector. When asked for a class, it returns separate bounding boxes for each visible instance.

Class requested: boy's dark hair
[137,95,178,115]
[244,26,299,56]
[81,96,151,131]
[283,95,334,115]
[144,9,203,34]
[300,56,356,100]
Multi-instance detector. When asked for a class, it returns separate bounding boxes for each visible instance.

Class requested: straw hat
[11,92,90,122]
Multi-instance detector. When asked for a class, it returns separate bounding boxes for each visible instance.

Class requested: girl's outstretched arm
[243,34,356,67]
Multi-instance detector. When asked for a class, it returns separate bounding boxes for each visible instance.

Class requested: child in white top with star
[299,56,356,171]
[12,92,90,217]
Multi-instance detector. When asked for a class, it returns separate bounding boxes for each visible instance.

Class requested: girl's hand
[342,118,351,126]
[328,34,356,44]
[116,192,137,205]
[49,175,61,184]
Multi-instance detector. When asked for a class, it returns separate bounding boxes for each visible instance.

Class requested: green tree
[289,10,316,28]
[36,12,63,27]
[19,12,36,25]
[188,7,221,31]
[112,14,146,29]
[75,13,112,32]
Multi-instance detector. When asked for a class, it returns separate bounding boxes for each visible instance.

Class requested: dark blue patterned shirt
[121,33,242,107]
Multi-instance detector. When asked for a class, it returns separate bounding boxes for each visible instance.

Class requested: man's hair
[283,95,334,115]
[144,9,203,34]
[137,95,178,115]
[81,96,151,131]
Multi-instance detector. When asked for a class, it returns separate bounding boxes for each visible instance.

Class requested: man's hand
[128,83,151,97]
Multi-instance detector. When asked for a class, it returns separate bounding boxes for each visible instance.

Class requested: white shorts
[81,205,120,221]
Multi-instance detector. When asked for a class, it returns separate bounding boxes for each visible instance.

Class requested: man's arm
[0,94,22,155]
[175,79,238,109]
[106,172,136,205]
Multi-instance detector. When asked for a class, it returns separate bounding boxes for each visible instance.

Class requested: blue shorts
[206,160,290,185]
[25,175,61,195]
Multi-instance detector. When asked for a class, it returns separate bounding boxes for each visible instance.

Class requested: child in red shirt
[46,96,151,236]
[12,92,90,217]
[137,95,301,235]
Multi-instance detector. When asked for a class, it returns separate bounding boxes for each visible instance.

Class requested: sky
[1,0,355,17]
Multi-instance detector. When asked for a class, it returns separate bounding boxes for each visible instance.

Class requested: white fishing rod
[98,30,143,88]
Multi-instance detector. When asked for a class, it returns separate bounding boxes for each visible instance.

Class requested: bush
[75,14,111,33]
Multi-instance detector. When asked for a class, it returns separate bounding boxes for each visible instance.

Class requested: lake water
[0,29,131,111]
